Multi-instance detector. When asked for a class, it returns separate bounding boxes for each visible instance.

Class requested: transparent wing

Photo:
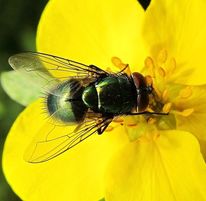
[9,51,108,81]
[9,52,59,95]
[24,114,113,163]
[9,52,109,96]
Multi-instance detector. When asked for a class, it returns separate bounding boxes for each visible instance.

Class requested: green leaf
[1,71,42,106]
[99,198,105,201]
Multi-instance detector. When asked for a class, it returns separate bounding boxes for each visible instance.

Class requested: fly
[9,52,167,163]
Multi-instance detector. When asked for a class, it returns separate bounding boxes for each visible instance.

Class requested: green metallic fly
[9,52,166,163]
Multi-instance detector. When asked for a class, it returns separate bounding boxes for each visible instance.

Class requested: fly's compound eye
[131,72,150,112]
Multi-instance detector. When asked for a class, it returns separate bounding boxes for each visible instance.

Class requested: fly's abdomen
[82,75,136,114]
[47,79,87,123]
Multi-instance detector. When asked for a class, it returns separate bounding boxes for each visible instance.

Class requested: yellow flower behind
[3,0,206,201]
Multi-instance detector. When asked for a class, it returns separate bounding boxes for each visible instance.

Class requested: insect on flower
[9,52,167,163]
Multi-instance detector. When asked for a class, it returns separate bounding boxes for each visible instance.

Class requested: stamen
[111,57,124,68]
[157,49,168,64]
[105,67,112,73]
[111,57,131,75]
[110,51,195,141]
[175,108,194,117]
[124,116,138,128]
[179,87,193,99]
[145,75,153,86]
[113,117,124,123]
[168,58,176,74]
[152,132,160,140]
[144,57,155,77]
[138,136,150,143]
[163,102,172,113]
[162,89,169,102]
[127,123,138,127]
[152,86,162,101]
[147,117,156,124]
[147,107,155,113]
[138,130,160,142]
[158,67,166,77]
[105,126,114,132]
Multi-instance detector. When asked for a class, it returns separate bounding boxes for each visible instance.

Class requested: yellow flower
[3,0,206,201]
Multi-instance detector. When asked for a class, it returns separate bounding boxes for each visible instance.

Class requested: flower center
[106,50,194,141]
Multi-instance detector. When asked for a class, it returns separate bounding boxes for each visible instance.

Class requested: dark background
[0,0,48,200]
[0,0,150,200]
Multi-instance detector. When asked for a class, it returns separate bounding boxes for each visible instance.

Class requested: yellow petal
[174,85,206,140]
[105,130,206,201]
[3,100,128,201]
[174,85,206,159]
[37,0,147,73]
[199,140,206,162]
[143,0,206,85]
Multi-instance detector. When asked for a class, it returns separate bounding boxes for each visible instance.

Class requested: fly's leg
[111,57,131,75]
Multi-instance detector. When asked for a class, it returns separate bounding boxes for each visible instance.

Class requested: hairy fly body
[9,52,165,163]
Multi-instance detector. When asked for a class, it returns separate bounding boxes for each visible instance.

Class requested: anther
[145,75,153,86]
[158,67,166,77]
[144,57,155,76]
[113,117,124,123]
[179,87,193,99]
[163,102,172,113]
[123,116,139,128]
[176,108,194,117]
[162,89,169,102]
[111,57,123,68]
[147,117,156,124]
[168,58,176,74]
[111,56,131,75]
[157,49,168,64]
[105,126,114,132]
[152,87,162,101]
[152,132,160,140]
[105,67,112,73]
[127,123,138,127]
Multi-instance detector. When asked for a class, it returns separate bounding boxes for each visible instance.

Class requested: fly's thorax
[46,79,87,123]
[82,84,98,111]
[82,75,136,114]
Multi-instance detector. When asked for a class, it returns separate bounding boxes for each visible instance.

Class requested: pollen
[147,117,156,124]
[145,75,153,86]
[144,57,155,76]
[158,67,166,77]
[111,56,131,75]
[113,117,124,123]
[111,57,124,68]
[124,116,139,128]
[105,126,114,132]
[152,131,160,140]
[152,86,162,101]
[179,86,193,99]
[162,89,169,102]
[157,49,168,64]
[110,50,193,142]
[175,108,194,117]
[127,123,138,128]
[162,102,172,113]
[167,57,176,75]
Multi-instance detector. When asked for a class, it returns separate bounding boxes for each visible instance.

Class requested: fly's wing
[8,52,109,92]
[9,53,59,95]
[24,115,113,163]
[9,52,113,163]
